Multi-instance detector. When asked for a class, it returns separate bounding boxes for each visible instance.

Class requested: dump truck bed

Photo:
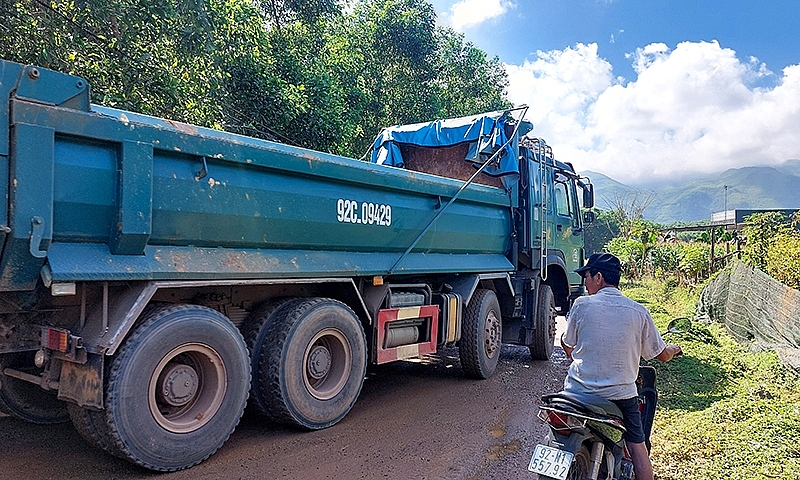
[1,61,515,291]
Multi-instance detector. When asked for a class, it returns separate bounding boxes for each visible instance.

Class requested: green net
[696,260,800,371]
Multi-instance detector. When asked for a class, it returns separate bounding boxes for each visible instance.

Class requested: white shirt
[562,287,666,400]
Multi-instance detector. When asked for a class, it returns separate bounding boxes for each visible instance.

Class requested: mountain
[776,159,800,176]
[581,160,800,225]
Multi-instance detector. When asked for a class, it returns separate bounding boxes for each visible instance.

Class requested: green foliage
[605,218,688,280]
[583,208,620,255]
[613,239,709,285]
[591,193,728,289]
[258,0,339,29]
[0,0,511,159]
[598,202,717,284]
[677,242,710,283]
[328,0,510,157]
[741,211,800,288]
[606,236,644,277]
[429,28,510,118]
[649,243,680,274]
[622,279,800,480]
[767,232,800,288]
[741,212,790,270]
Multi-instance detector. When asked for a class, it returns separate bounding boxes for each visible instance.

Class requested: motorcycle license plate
[528,444,574,480]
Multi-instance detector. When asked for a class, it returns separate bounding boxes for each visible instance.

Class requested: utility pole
[724,185,728,218]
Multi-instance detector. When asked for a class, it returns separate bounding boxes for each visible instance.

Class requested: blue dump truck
[0,59,594,471]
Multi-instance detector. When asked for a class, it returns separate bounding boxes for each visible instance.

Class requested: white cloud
[448,0,516,31]
[505,40,799,185]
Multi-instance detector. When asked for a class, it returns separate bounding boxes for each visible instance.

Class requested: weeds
[621,279,800,480]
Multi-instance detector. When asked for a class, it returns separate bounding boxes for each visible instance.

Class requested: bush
[766,232,800,288]
[741,212,790,270]
[677,242,709,284]
[741,211,800,289]
[627,278,800,480]
[607,238,711,285]
[606,237,645,278]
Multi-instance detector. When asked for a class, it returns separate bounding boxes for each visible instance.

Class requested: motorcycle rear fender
[542,429,591,455]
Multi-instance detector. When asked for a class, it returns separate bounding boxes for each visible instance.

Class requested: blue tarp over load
[370,110,521,188]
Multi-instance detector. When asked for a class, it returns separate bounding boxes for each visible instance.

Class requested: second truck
[0,59,595,471]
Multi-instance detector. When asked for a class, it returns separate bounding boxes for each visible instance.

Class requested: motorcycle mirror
[663,317,692,335]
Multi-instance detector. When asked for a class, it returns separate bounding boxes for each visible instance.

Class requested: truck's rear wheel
[459,289,502,379]
[256,298,366,430]
[242,298,295,419]
[103,304,250,471]
[529,284,556,360]
[0,352,69,424]
[67,404,123,458]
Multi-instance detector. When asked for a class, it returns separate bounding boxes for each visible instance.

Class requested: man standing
[560,253,681,480]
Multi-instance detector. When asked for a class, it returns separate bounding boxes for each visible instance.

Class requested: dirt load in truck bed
[400,143,506,189]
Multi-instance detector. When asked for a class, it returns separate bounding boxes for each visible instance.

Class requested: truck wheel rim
[485,310,500,359]
[148,343,227,433]
[303,328,351,401]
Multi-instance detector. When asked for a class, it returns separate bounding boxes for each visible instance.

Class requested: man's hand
[560,334,575,359]
[656,344,682,362]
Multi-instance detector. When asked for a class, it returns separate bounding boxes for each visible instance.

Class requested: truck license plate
[528,444,574,480]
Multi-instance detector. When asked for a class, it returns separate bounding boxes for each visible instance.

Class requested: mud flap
[58,353,103,410]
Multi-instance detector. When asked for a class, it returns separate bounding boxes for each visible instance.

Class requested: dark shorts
[611,397,646,444]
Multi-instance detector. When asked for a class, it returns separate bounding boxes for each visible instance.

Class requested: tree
[584,208,620,255]
[605,219,660,279]
[601,190,655,239]
[429,28,511,118]
[742,211,800,288]
[741,212,791,271]
[330,0,439,155]
[258,0,339,30]
[596,190,659,279]
[0,0,512,159]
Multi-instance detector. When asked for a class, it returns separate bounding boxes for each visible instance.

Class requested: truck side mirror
[583,210,595,224]
[582,184,595,209]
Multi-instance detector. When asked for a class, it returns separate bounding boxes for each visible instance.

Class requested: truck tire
[67,404,123,458]
[103,304,250,471]
[529,284,556,360]
[256,298,366,430]
[0,352,69,424]
[241,298,295,419]
[459,289,502,379]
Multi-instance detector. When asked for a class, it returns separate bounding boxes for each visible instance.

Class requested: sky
[427,0,800,186]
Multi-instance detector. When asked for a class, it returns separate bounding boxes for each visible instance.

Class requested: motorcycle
[528,318,688,480]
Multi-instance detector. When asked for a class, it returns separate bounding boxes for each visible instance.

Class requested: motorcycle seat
[542,391,624,419]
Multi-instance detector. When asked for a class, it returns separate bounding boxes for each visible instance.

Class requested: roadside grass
[621,278,800,480]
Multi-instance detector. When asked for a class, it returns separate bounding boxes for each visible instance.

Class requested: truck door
[552,172,583,284]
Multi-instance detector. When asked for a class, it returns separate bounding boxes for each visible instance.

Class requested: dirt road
[0,344,570,480]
